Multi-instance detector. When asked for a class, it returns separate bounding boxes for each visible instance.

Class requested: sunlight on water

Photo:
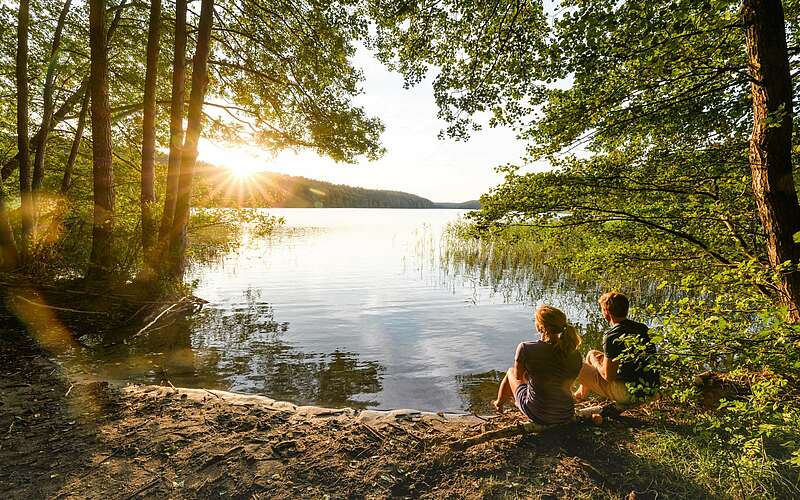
[68,209,621,413]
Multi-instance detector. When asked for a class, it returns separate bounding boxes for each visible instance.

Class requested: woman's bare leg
[573,363,591,401]
[493,366,527,412]
[493,370,514,411]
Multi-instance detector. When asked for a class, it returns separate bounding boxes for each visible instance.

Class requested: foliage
[370,1,800,488]
[212,0,384,162]
[372,0,800,307]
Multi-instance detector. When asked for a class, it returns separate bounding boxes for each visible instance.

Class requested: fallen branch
[450,404,609,451]
[450,420,559,451]
[131,297,187,338]
[361,423,386,442]
[13,295,107,315]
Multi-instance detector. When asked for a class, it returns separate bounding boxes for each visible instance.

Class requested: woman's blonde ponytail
[535,305,581,355]
[557,323,581,354]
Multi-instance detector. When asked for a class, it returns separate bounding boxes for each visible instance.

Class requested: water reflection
[74,289,383,409]
[455,370,504,414]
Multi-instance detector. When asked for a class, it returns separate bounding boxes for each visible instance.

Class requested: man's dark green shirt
[603,318,660,396]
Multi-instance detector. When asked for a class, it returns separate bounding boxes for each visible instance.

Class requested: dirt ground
[1,329,711,499]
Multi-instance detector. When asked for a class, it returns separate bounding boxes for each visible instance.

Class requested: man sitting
[574,292,659,404]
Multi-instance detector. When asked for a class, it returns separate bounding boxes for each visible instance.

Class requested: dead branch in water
[13,295,108,315]
[131,297,188,338]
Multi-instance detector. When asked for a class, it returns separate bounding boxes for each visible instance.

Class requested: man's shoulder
[619,318,649,334]
[603,323,625,339]
[604,319,648,349]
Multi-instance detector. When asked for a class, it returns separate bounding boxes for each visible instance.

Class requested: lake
[71,208,613,413]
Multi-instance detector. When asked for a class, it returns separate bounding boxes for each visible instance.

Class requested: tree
[209,0,384,162]
[60,90,89,194]
[32,0,72,207]
[0,183,18,269]
[743,0,800,321]
[140,0,162,256]
[157,0,186,245]
[371,0,800,320]
[87,0,115,279]
[16,0,32,261]
[0,0,387,280]
[168,0,214,277]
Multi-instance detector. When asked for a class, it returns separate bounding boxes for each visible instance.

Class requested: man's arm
[587,350,619,381]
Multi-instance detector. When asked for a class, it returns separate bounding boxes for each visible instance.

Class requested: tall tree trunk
[17,0,33,262]
[744,0,800,322]
[158,0,187,244]
[31,0,72,206]
[140,0,162,257]
[106,0,128,49]
[168,0,214,277]
[60,89,89,194]
[86,0,115,280]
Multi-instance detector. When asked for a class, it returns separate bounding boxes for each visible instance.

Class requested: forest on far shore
[193,163,480,209]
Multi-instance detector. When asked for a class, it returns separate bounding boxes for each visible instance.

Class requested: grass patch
[631,422,799,499]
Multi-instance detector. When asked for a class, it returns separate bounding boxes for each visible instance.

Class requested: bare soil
[1,329,711,499]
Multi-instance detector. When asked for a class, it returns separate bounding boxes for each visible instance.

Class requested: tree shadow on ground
[0,327,118,499]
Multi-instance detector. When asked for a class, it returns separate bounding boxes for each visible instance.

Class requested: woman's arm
[514,342,529,382]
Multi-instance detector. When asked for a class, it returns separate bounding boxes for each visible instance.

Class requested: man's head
[598,292,629,323]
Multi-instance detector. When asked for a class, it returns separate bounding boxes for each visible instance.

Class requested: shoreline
[123,384,490,427]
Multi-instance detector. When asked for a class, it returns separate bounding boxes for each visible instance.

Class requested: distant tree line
[193,165,479,209]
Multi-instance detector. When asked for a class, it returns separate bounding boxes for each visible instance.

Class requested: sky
[197,47,537,203]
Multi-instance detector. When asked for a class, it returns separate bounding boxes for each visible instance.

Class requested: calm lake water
[71,208,617,413]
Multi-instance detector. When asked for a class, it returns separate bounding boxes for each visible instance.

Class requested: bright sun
[227,162,262,179]
[197,139,266,179]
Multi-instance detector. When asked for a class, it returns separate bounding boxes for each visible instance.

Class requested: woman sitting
[493,305,582,425]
